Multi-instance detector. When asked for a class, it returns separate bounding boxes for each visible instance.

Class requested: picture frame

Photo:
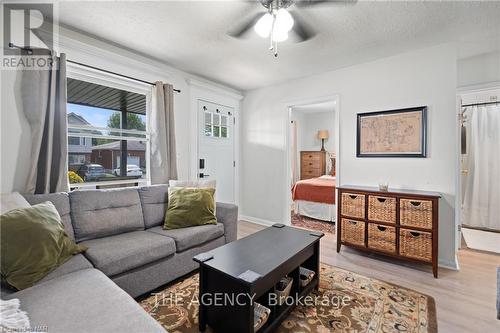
[356,106,427,157]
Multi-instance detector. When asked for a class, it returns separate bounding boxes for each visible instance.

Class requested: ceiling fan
[228,0,356,57]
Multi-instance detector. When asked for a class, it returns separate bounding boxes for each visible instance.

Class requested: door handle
[199,173,210,178]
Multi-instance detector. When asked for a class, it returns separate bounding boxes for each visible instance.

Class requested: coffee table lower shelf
[257,277,319,333]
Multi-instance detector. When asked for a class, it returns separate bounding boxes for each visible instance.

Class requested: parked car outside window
[77,164,106,181]
[113,164,143,178]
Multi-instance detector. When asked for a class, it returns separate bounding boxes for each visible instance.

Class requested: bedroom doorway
[286,97,339,235]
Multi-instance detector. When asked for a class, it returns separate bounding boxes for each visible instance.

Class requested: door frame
[455,83,500,251]
[283,94,341,226]
[188,79,243,206]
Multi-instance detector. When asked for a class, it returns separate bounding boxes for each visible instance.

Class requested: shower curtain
[462,104,500,230]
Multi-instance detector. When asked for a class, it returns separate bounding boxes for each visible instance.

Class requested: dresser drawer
[368,195,396,224]
[302,153,321,162]
[368,224,396,253]
[399,229,432,262]
[341,219,365,247]
[400,199,433,229]
[341,193,365,219]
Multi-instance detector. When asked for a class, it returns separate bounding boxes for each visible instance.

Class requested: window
[68,136,81,145]
[66,76,149,188]
[204,111,229,139]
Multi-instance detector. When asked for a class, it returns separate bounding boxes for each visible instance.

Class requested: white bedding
[294,200,336,222]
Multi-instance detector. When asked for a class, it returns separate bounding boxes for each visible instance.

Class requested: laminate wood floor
[238,220,500,333]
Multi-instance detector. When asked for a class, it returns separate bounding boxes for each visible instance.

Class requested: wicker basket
[399,229,432,262]
[341,219,365,246]
[341,193,365,218]
[368,196,396,224]
[254,302,271,332]
[299,267,315,287]
[400,199,433,229]
[275,276,293,305]
[368,224,396,253]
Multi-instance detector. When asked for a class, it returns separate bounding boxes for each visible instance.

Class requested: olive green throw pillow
[164,187,217,230]
[0,202,87,290]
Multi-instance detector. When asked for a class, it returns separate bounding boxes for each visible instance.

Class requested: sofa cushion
[147,223,224,252]
[70,188,145,242]
[24,192,74,240]
[1,192,30,214]
[138,184,169,228]
[5,269,166,333]
[39,254,93,283]
[80,231,176,276]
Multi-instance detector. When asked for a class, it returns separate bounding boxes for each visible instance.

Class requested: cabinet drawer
[368,224,396,253]
[341,193,365,219]
[302,153,321,162]
[368,196,396,224]
[399,229,432,262]
[400,199,433,229]
[341,219,365,247]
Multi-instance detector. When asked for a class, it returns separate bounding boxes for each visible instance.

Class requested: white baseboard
[438,255,460,271]
[239,215,282,227]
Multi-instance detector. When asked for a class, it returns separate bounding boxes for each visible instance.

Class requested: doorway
[198,100,235,204]
[459,88,500,253]
[286,97,339,235]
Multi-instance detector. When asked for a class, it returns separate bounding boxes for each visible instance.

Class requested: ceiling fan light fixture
[254,13,273,38]
[271,29,288,42]
[275,8,294,32]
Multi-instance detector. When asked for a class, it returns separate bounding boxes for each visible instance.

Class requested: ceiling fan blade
[290,11,316,42]
[295,0,357,7]
[228,12,264,38]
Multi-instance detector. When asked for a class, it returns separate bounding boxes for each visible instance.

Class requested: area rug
[291,211,336,235]
[139,264,437,333]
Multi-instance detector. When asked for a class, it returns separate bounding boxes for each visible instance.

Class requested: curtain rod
[8,43,181,93]
[462,101,498,107]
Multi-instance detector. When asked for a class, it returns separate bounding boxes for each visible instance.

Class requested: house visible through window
[66,77,148,188]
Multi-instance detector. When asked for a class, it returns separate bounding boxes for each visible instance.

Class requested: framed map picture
[357,106,427,157]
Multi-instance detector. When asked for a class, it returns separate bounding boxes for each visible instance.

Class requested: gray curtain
[150,82,178,184]
[21,53,68,194]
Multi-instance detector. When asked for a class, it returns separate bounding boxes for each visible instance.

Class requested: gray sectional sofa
[1,184,238,333]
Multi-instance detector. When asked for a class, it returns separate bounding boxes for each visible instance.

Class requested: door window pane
[221,126,228,138]
[213,126,220,137]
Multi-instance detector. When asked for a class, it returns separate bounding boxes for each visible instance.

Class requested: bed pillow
[164,187,217,230]
[0,202,87,290]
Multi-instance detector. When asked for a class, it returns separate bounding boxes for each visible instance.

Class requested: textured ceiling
[56,1,500,90]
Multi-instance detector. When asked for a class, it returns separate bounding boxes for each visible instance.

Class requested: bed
[292,175,336,222]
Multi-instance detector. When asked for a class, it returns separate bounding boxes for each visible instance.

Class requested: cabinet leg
[433,262,438,278]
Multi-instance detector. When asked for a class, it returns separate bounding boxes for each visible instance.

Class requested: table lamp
[317,130,329,151]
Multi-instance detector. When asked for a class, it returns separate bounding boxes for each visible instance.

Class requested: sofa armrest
[216,202,238,243]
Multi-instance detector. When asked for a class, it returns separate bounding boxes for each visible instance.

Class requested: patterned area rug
[291,211,336,235]
[139,264,437,333]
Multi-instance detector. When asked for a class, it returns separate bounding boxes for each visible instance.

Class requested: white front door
[198,100,235,203]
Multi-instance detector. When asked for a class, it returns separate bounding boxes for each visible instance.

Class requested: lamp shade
[318,130,329,139]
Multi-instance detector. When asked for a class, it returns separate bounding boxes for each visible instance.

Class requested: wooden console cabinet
[337,185,441,278]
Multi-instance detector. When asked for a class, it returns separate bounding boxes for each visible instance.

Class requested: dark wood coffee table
[193,224,323,333]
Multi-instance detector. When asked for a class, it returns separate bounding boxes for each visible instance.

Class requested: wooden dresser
[337,185,441,277]
[300,151,326,180]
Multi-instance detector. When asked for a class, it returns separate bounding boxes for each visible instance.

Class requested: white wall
[241,44,458,267]
[458,51,500,88]
[294,111,335,152]
[0,26,241,193]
